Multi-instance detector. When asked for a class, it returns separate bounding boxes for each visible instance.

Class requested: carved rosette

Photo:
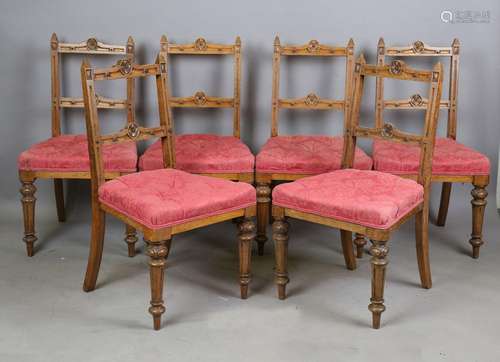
[194,37,207,51]
[126,122,140,139]
[412,40,425,53]
[86,37,98,51]
[409,94,423,107]
[116,58,132,75]
[389,60,404,75]
[306,39,320,53]
[380,123,394,138]
[193,91,207,105]
[304,93,320,106]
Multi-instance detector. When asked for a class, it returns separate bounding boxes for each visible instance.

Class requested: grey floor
[1,181,499,362]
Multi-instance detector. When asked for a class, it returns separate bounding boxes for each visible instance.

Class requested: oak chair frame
[370,38,489,259]
[81,55,256,330]
[19,34,138,257]
[158,35,252,183]
[255,36,355,255]
[272,57,443,329]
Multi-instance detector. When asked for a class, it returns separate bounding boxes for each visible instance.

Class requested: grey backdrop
[1,0,499,209]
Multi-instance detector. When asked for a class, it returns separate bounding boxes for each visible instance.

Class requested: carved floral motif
[86,37,98,51]
[389,60,404,75]
[193,91,207,105]
[305,93,320,106]
[412,40,425,53]
[307,40,320,53]
[409,94,423,107]
[127,122,140,139]
[194,37,207,51]
[381,123,394,138]
[116,58,132,75]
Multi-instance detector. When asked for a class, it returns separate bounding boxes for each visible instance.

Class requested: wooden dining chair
[255,36,373,255]
[139,36,254,182]
[18,34,139,257]
[272,57,443,329]
[366,39,490,259]
[81,55,256,330]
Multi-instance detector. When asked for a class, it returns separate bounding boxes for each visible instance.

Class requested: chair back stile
[159,35,242,138]
[375,38,459,139]
[270,36,355,137]
[343,56,444,194]
[50,33,136,137]
[81,55,175,195]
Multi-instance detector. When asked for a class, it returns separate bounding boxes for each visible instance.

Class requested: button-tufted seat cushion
[256,135,373,174]
[273,169,423,229]
[373,138,490,176]
[99,168,256,229]
[139,134,255,173]
[18,134,137,173]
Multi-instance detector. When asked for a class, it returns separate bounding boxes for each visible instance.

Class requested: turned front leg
[20,179,37,257]
[256,182,271,255]
[146,239,169,330]
[238,218,256,299]
[369,239,389,329]
[124,224,138,257]
[273,216,289,300]
[353,233,367,258]
[469,184,488,258]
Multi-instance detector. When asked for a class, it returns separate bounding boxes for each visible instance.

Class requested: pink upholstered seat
[99,168,256,229]
[373,138,490,176]
[18,134,137,173]
[139,134,254,173]
[256,135,373,174]
[273,169,423,229]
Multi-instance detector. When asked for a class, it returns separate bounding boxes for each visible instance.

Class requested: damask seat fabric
[18,134,137,173]
[139,134,255,173]
[256,135,373,174]
[273,169,423,229]
[373,138,490,176]
[99,168,256,229]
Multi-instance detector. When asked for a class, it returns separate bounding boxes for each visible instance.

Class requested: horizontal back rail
[376,38,460,138]
[384,40,454,57]
[160,35,242,137]
[51,33,135,136]
[82,54,175,189]
[280,40,348,57]
[168,41,235,55]
[59,96,127,109]
[345,55,443,187]
[271,36,355,136]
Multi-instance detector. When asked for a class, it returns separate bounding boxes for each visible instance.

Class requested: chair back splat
[270,36,355,137]
[343,55,444,191]
[51,34,136,136]
[376,38,459,139]
[160,35,242,137]
[81,55,174,192]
